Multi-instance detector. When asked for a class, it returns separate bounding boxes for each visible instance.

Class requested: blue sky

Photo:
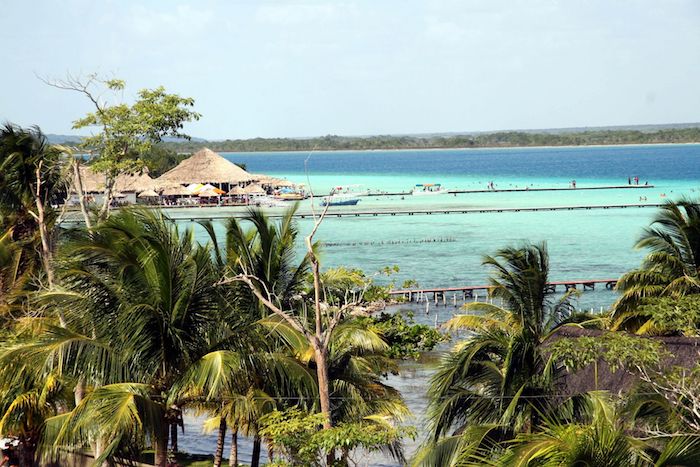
[2,0,699,139]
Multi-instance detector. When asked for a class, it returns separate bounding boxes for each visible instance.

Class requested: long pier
[365,184,654,197]
[59,202,666,224]
[390,278,618,305]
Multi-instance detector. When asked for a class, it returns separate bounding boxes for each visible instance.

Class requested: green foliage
[162,127,700,153]
[140,144,187,177]
[356,312,444,360]
[638,295,700,336]
[259,407,413,466]
[612,198,700,332]
[549,332,665,373]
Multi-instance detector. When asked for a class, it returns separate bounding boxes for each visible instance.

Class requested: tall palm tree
[0,208,253,466]
[612,198,700,332]
[200,205,311,316]
[0,123,67,313]
[426,242,576,443]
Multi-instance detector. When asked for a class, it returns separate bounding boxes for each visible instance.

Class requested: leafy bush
[356,311,445,360]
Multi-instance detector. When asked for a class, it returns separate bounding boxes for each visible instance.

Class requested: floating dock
[390,279,618,306]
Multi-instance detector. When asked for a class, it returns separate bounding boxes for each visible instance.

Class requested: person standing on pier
[628,176,631,185]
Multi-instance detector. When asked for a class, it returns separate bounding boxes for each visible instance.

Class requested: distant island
[51,123,700,153]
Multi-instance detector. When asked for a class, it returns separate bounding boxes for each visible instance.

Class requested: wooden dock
[363,184,655,197]
[59,202,671,224]
[390,278,618,305]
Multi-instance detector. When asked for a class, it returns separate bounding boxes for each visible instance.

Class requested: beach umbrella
[198,188,221,197]
[186,183,205,194]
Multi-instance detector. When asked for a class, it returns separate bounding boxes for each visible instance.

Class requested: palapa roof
[253,174,296,188]
[157,148,254,185]
[75,166,157,194]
[161,185,192,196]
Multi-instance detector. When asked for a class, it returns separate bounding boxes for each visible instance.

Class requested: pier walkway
[390,278,619,305]
[365,184,654,197]
[60,202,667,224]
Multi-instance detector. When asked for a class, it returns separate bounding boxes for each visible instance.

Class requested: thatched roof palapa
[157,148,254,185]
[75,166,157,194]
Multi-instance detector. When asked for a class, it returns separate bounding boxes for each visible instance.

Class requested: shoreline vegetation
[138,127,700,154]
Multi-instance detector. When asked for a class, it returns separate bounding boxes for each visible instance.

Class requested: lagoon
[179,144,700,464]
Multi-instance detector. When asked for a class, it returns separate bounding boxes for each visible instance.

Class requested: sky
[1,0,700,140]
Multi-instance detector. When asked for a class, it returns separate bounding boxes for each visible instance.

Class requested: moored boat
[411,183,448,195]
[320,193,361,206]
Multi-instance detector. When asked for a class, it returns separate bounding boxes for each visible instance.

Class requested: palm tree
[612,198,700,332]
[426,242,576,444]
[0,123,67,290]
[0,369,71,466]
[0,208,235,466]
[494,392,700,467]
[0,124,67,323]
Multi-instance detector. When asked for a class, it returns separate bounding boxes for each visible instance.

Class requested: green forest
[155,127,700,153]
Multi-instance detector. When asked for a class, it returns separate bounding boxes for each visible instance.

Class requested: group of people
[627,176,648,185]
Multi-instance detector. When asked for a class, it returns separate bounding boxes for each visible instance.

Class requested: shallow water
[177,144,700,464]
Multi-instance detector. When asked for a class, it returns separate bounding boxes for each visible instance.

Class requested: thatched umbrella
[156,148,254,186]
[138,189,159,198]
[228,186,247,196]
[244,183,266,194]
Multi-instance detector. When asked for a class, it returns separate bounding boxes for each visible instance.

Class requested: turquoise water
[177,145,700,464]
[178,144,700,311]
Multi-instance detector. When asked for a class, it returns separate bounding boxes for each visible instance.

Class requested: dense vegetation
[134,127,700,153]
[6,99,700,465]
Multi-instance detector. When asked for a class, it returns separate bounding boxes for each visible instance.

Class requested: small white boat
[254,196,287,207]
[411,183,449,196]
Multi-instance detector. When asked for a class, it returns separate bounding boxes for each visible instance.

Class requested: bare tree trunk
[213,417,227,467]
[250,435,261,467]
[33,163,65,326]
[153,422,170,467]
[170,422,178,453]
[98,176,114,221]
[228,430,238,467]
[74,377,85,405]
[71,158,93,230]
[314,345,333,430]
[93,438,111,467]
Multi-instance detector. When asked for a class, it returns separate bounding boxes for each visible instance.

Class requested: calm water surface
[178,145,700,464]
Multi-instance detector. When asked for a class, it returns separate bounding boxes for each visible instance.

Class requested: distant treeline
[152,127,700,153]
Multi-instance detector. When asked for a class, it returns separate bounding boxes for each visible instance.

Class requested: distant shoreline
[211,141,700,155]
[159,127,700,155]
